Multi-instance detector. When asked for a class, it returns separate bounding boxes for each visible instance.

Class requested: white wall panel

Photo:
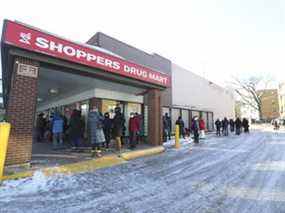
[172,64,235,120]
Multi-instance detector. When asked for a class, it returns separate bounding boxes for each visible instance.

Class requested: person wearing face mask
[128,112,140,149]
[88,106,105,157]
[103,112,112,149]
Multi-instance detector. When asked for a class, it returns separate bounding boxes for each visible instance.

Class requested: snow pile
[0,170,79,203]
[0,171,49,202]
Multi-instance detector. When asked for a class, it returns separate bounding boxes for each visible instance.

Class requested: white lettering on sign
[123,65,148,78]
[5,20,170,87]
[35,37,122,70]
[148,73,168,85]
[17,63,38,78]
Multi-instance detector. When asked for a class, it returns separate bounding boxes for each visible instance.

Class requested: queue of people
[215,117,249,136]
[36,105,143,157]
[162,113,207,144]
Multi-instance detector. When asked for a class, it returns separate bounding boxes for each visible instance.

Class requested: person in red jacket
[129,112,140,149]
[199,118,206,139]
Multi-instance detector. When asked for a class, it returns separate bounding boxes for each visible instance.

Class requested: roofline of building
[88,32,169,61]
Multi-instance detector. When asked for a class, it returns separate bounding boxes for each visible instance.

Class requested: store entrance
[32,65,148,166]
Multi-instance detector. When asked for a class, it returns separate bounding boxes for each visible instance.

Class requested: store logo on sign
[19,32,31,45]
[17,63,38,78]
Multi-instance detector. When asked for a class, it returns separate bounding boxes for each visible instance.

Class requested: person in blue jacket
[51,112,64,150]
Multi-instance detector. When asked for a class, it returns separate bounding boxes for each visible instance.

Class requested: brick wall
[5,57,39,165]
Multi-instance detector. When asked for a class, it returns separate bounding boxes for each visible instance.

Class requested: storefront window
[208,112,214,131]
[171,108,180,133]
[191,111,199,118]
[102,99,118,118]
[181,109,189,129]
[163,107,170,116]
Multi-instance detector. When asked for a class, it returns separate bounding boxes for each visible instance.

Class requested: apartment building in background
[258,85,285,121]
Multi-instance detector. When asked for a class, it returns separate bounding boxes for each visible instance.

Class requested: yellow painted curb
[43,155,126,177]
[1,171,34,181]
[2,155,126,181]
[120,146,165,161]
[1,146,166,181]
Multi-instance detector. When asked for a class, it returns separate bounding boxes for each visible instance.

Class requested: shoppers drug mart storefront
[1,20,170,166]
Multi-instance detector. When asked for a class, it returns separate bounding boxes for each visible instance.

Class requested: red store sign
[2,20,171,87]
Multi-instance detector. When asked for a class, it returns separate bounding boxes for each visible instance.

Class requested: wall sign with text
[17,63,38,78]
[2,20,171,87]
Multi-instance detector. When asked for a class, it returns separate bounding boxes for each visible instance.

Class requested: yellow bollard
[175,124,180,149]
[0,122,11,180]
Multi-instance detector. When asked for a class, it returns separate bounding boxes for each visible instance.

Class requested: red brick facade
[5,57,39,165]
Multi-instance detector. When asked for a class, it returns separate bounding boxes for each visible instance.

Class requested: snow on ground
[1,129,285,212]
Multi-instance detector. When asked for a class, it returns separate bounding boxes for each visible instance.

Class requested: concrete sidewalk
[2,146,165,181]
[2,131,217,182]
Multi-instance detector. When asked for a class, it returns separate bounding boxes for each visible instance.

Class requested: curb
[1,155,125,181]
[120,146,165,160]
[1,146,165,181]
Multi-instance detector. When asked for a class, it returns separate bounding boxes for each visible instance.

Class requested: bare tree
[229,75,273,120]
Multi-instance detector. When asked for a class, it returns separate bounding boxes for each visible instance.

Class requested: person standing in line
[163,115,168,142]
[273,119,280,130]
[36,113,45,143]
[128,112,140,149]
[215,119,222,136]
[199,117,206,139]
[68,109,83,148]
[51,112,64,150]
[191,116,200,143]
[175,116,185,139]
[229,119,235,133]
[113,106,125,151]
[221,119,225,135]
[165,113,172,140]
[135,112,143,144]
[242,118,250,133]
[88,106,105,157]
[62,114,69,143]
[235,117,242,135]
[103,112,112,149]
[222,117,229,136]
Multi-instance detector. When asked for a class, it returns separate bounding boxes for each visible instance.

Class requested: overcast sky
[1,0,285,87]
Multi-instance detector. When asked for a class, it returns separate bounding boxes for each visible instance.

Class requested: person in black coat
[242,118,250,133]
[113,107,125,151]
[235,117,242,135]
[103,112,112,148]
[175,116,185,139]
[163,113,172,141]
[215,119,222,136]
[229,119,235,132]
[222,117,229,136]
[69,109,84,148]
